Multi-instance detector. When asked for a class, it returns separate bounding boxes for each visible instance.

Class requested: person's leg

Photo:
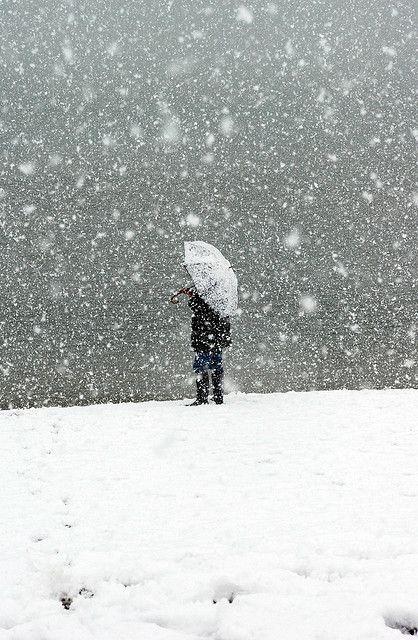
[196,371,210,404]
[190,353,210,405]
[211,352,224,405]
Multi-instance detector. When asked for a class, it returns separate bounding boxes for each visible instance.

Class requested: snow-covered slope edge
[1,389,417,640]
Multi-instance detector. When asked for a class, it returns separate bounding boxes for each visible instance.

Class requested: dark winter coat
[188,293,231,353]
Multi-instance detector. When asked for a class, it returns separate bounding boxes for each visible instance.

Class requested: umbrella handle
[170,288,193,304]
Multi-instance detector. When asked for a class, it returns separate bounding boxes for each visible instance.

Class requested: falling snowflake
[284,228,301,250]
[219,115,234,136]
[299,295,318,314]
[185,213,201,227]
[236,5,253,24]
[18,162,36,175]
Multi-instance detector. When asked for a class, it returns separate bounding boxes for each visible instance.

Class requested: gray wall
[0,0,416,408]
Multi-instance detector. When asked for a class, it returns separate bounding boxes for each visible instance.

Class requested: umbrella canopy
[184,241,238,317]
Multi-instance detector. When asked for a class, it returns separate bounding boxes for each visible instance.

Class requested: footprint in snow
[31,534,47,543]
[212,579,245,604]
[60,595,72,610]
[383,609,418,635]
[60,588,94,610]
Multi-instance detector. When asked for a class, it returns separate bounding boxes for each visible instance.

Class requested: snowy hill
[1,390,417,640]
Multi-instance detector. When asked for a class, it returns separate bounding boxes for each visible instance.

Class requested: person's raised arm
[178,288,194,298]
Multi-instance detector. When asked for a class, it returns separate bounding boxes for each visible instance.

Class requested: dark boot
[212,371,224,404]
[189,372,209,406]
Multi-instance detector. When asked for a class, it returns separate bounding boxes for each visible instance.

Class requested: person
[178,287,231,405]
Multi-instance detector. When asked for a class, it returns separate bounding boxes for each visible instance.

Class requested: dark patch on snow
[60,595,72,610]
[384,615,417,635]
[213,592,235,604]
[60,588,94,609]
[31,534,46,542]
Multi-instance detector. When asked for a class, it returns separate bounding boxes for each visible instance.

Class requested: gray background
[0,0,416,408]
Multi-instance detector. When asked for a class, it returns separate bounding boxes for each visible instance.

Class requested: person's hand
[178,288,193,298]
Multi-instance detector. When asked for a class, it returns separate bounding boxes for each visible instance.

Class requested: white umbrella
[184,241,238,317]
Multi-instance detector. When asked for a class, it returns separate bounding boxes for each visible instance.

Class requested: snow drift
[0,389,417,639]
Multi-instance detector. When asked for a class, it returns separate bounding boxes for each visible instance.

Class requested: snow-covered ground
[1,390,417,640]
